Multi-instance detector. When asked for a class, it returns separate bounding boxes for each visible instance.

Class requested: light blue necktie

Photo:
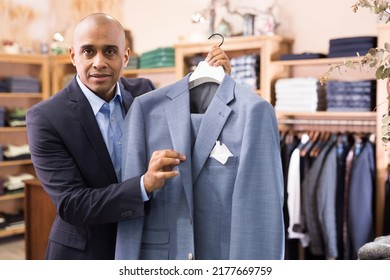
[100,97,124,180]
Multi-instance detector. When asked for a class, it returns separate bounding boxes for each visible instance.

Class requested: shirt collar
[76,75,123,116]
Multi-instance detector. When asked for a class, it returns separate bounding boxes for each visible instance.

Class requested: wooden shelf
[123,67,175,75]
[0,159,32,167]
[0,53,48,64]
[0,226,25,238]
[271,56,359,66]
[0,93,43,98]
[0,127,26,132]
[277,111,376,120]
[0,192,24,202]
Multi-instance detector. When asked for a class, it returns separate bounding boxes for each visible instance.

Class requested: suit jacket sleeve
[26,102,145,226]
[229,100,285,259]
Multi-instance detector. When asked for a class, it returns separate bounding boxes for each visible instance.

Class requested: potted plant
[320,0,390,143]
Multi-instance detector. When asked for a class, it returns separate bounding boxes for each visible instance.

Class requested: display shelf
[0,160,33,168]
[123,67,176,75]
[0,226,25,238]
[0,53,49,240]
[0,192,24,202]
[0,127,26,133]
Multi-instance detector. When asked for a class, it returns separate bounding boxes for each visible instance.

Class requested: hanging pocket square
[210,140,233,164]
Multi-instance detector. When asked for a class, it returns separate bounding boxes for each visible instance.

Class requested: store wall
[1,0,380,55]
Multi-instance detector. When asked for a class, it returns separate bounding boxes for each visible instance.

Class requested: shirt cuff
[140,175,150,202]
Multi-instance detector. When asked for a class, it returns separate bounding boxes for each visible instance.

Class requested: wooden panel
[24,179,55,260]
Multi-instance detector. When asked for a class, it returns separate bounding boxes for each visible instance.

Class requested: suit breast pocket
[204,155,238,167]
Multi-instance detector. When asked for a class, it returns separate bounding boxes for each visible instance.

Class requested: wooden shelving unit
[0,53,50,239]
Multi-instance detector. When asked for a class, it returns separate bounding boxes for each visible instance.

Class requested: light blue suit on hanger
[115,74,285,260]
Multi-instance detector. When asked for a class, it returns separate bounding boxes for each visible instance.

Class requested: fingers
[143,149,186,193]
[205,44,232,74]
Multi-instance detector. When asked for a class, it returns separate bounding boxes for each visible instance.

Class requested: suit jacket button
[188,253,193,260]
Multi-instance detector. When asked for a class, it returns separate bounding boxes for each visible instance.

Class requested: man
[26,13,231,260]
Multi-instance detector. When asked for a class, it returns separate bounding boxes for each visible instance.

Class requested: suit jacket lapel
[164,77,193,216]
[67,77,117,182]
[118,80,134,113]
[192,75,235,183]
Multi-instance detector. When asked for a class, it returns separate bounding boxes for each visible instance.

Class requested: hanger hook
[208,33,224,47]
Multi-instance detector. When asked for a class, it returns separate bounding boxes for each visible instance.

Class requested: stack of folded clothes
[325,80,376,111]
[139,47,175,68]
[6,107,27,127]
[0,176,4,195]
[0,76,40,93]
[3,144,30,161]
[0,106,4,127]
[2,173,35,193]
[0,210,25,230]
[328,36,377,58]
[125,55,139,69]
[0,214,6,230]
[230,53,260,91]
[274,77,327,112]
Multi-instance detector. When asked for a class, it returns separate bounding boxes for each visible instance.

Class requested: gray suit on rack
[115,74,285,260]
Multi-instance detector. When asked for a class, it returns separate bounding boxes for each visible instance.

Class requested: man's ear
[123,47,130,68]
[69,47,76,66]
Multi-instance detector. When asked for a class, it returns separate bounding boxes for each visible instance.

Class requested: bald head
[73,13,126,49]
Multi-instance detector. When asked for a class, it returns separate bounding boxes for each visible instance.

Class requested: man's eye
[106,49,116,55]
[83,49,93,55]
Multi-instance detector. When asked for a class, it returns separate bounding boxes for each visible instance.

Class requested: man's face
[70,21,129,101]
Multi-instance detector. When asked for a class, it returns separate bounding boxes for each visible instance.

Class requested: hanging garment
[115,74,285,260]
[348,139,375,259]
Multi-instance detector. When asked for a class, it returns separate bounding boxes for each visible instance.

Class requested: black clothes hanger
[188,33,226,90]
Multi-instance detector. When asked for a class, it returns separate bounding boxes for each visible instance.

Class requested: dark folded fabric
[280,53,327,60]
[329,36,377,46]
[0,107,4,127]
[326,80,376,111]
[2,76,40,93]
[0,177,4,195]
[329,43,376,53]
[3,154,31,161]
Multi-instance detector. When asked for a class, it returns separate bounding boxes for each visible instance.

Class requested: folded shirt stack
[2,173,35,192]
[125,55,139,69]
[3,144,30,160]
[139,47,175,68]
[274,77,327,112]
[6,107,27,127]
[325,80,376,112]
[0,210,25,230]
[230,53,260,91]
[0,76,40,93]
[328,36,377,58]
[0,106,4,127]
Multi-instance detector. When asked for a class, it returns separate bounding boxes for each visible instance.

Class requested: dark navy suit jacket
[26,76,154,259]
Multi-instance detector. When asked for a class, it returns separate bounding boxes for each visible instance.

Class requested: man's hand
[205,44,232,75]
[143,150,186,193]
